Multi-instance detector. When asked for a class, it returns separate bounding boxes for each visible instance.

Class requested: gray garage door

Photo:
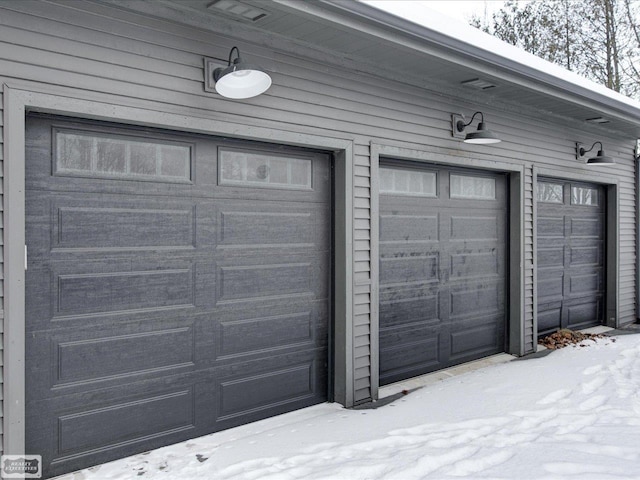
[25,115,331,478]
[379,162,507,385]
[537,178,605,336]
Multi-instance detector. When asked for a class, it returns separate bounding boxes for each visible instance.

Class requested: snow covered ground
[58,332,640,480]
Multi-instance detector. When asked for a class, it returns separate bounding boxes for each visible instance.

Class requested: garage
[24,115,331,478]
[378,162,507,385]
[536,178,606,336]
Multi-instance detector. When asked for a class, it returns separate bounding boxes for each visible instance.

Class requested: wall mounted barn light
[575,141,616,165]
[212,46,272,99]
[451,111,501,144]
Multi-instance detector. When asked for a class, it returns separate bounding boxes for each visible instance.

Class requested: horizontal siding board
[354,303,370,316]
[354,197,370,209]
[354,325,370,338]
[354,250,370,263]
[354,356,370,369]
[355,376,370,391]
[354,240,370,252]
[354,388,370,403]
[354,208,371,220]
[355,314,370,327]
[355,346,369,359]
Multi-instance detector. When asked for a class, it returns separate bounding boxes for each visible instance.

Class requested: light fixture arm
[579,141,603,157]
[456,111,484,132]
[227,46,241,66]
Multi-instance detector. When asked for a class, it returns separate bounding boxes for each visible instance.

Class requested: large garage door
[537,178,605,336]
[379,162,507,386]
[25,115,331,478]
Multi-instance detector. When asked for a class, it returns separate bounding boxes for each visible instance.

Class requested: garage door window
[219,148,312,190]
[379,167,436,196]
[537,182,564,203]
[571,186,599,206]
[450,174,495,200]
[55,130,191,181]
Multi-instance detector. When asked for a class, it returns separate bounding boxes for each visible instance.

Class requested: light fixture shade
[213,57,272,99]
[577,141,616,165]
[464,122,501,144]
[586,149,615,165]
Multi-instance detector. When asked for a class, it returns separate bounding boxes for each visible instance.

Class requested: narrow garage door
[537,178,605,336]
[25,115,331,478]
[379,162,507,385]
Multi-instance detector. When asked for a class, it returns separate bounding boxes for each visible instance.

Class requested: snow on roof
[362,0,640,115]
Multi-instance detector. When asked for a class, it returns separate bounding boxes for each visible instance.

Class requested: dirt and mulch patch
[538,328,615,350]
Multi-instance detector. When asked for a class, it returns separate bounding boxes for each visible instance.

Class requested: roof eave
[295,0,640,129]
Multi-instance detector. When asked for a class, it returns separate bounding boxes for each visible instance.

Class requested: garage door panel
[537,270,564,300]
[379,336,440,383]
[57,267,195,317]
[449,282,503,318]
[538,308,562,333]
[43,257,198,321]
[380,321,441,346]
[53,202,198,251]
[569,272,601,294]
[570,216,603,237]
[30,377,213,480]
[215,199,330,247]
[450,251,500,278]
[215,256,328,305]
[538,216,565,237]
[58,388,196,456]
[215,303,328,361]
[538,237,566,250]
[538,247,564,267]
[380,214,439,243]
[449,321,501,359]
[536,178,605,334]
[219,210,317,247]
[213,348,327,420]
[567,300,602,328]
[26,115,331,478]
[217,263,313,303]
[217,362,315,421]
[26,318,201,400]
[25,194,207,256]
[379,164,506,384]
[380,255,440,285]
[379,292,439,328]
[450,215,500,241]
[569,246,601,266]
[56,325,195,388]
